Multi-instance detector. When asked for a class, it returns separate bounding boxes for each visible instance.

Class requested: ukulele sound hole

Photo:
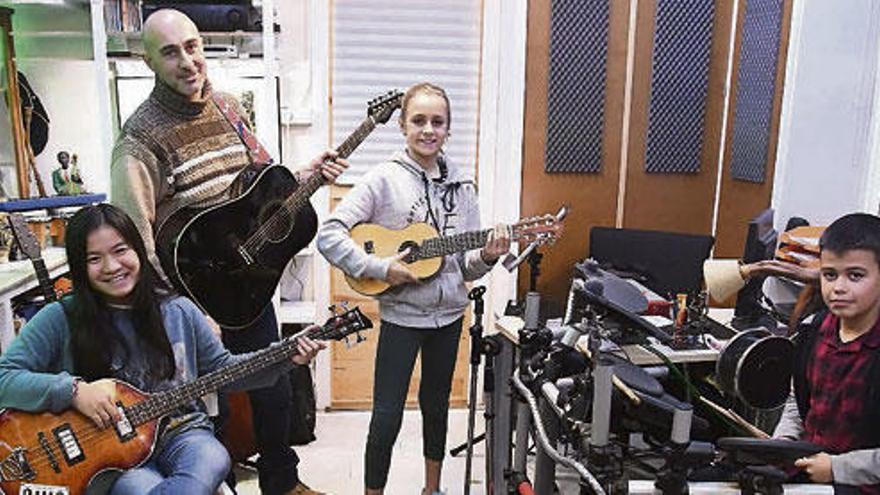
[258,200,293,243]
[399,241,420,263]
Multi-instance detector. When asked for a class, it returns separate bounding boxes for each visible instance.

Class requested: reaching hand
[301,150,350,183]
[292,335,327,366]
[795,452,833,483]
[743,259,820,285]
[72,378,121,429]
[480,223,512,264]
[385,249,419,287]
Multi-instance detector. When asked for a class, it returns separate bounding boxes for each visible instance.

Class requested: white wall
[0,3,104,198]
[0,58,108,198]
[772,0,880,228]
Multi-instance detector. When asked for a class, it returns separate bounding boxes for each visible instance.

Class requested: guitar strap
[211,93,274,169]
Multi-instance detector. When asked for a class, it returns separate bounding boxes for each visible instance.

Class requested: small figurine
[0,213,11,263]
[52,150,84,196]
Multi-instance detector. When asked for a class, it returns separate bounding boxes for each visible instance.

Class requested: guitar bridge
[0,447,35,482]
[237,245,255,265]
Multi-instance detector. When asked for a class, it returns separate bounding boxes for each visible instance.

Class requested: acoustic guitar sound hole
[258,200,294,243]
[399,240,420,263]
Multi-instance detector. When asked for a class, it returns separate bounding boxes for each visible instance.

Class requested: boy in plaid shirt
[774,213,880,493]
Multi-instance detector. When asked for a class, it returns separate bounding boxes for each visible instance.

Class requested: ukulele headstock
[511,206,568,246]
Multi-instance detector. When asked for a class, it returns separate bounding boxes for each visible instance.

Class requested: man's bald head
[143,9,198,54]
[142,9,207,101]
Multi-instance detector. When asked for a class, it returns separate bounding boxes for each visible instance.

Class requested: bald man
[111,9,340,495]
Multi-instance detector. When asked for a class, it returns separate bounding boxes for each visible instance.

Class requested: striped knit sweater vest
[112,79,253,231]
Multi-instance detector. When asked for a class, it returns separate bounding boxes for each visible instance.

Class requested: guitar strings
[240,175,320,254]
[17,323,346,478]
[239,119,380,256]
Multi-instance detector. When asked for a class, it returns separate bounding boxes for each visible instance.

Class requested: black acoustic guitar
[156,91,402,329]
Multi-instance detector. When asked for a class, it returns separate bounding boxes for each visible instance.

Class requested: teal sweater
[0,296,290,433]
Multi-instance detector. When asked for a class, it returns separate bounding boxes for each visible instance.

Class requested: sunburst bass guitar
[345,209,566,296]
[0,307,372,495]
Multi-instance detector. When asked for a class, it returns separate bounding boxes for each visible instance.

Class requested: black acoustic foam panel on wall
[729,0,784,183]
[544,0,610,174]
[644,0,715,175]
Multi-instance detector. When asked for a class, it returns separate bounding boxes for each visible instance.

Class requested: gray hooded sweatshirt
[316,151,494,328]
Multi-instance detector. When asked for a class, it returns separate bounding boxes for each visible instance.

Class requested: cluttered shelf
[106,30,268,57]
[493,314,725,366]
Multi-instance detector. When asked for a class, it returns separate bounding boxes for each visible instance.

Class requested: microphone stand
[463,285,486,495]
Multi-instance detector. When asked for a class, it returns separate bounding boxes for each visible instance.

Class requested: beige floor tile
[233,408,488,494]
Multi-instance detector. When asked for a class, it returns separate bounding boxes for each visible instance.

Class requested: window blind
[332,0,483,184]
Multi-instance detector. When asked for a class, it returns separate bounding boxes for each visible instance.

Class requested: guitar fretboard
[253,116,379,245]
[32,258,56,302]
[125,324,332,426]
[417,226,533,260]
[419,229,493,259]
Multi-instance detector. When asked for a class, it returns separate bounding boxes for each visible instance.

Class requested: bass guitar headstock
[313,304,373,346]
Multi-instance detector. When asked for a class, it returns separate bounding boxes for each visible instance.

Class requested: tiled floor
[233,408,489,494]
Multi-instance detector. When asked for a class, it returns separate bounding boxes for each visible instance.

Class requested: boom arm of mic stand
[502,205,569,273]
[503,239,538,272]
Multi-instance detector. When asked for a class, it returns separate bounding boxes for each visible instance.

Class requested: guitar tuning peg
[356,331,367,343]
[328,304,338,315]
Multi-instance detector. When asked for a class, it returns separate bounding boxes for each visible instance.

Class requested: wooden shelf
[106,30,268,57]
[3,0,87,6]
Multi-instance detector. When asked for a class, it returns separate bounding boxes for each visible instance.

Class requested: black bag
[16,71,50,156]
[287,364,317,446]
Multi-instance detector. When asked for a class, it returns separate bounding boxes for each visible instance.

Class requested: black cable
[636,341,747,436]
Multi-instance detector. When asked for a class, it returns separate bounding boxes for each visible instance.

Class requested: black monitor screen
[742,208,776,264]
[735,209,778,320]
[589,227,715,297]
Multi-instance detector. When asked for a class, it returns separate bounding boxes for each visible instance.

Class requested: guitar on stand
[7,213,56,303]
[156,90,403,329]
[0,306,373,495]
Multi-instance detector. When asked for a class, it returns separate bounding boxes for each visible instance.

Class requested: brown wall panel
[517,0,630,309]
[623,0,734,236]
[714,0,793,259]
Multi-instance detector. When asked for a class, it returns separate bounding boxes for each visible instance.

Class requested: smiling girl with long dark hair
[0,203,323,494]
